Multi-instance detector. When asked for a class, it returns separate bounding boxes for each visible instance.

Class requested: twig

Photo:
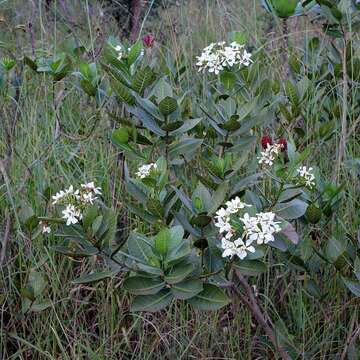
[0,209,11,266]
[234,270,292,360]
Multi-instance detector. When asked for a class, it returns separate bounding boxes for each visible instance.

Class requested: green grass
[1,0,359,359]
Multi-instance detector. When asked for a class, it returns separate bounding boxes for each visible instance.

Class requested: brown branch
[130,0,143,43]
[234,270,292,360]
[0,209,11,266]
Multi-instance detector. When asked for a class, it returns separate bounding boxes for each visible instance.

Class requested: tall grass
[0,0,359,358]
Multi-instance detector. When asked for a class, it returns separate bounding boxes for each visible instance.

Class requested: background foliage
[0,0,360,359]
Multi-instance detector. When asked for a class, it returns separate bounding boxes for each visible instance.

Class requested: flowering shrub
[16,17,358,356]
[32,33,328,316]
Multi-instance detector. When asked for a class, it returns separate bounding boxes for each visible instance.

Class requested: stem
[333,31,349,183]
[282,19,289,80]
[233,270,291,360]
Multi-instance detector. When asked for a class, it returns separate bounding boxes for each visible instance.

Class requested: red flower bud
[278,138,287,151]
[143,33,155,48]
[261,135,273,149]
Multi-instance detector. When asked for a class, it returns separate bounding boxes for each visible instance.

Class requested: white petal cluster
[214,197,255,259]
[40,221,51,234]
[114,45,123,61]
[51,181,102,226]
[225,197,252,214]
[297,166,315,189]
[80,182,102,204]
[136,163,157,179]
[196,41,252,75]
[221,237,255,260]
[62,204,82,226]
[258,143,282,167]
[215,197,251,239]
[240,212,281,245]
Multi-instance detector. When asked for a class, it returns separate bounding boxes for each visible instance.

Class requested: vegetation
[1,1,360,359]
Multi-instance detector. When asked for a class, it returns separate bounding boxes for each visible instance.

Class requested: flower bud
[278,137,287,151]
[261,135,273,149]
[143,33,155,48]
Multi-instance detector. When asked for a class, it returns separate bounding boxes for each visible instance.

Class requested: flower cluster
[258,143,283,167]
[240,212,281,244]
[214,197,281,260]
[196,41,252,75]
[297,166,315,189]
[136,163,158,179]
[52,182,102,226]
[261,136,287,152]
[114,45,123,61]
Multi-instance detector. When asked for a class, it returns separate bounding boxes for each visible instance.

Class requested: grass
[1,0,360,359]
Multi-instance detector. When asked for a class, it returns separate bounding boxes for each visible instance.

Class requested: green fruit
[271,0,298,18]
[305,205,322,224]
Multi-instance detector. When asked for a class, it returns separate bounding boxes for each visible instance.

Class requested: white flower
[52,190,66,205]
[225,196,251,214]
[62,205,82,226]
[80,181,102,204]
[297,166,315,188]
[52,185,80,205]
[114,45,123,60]
[258,143,282,167]
[40,221,51,234]
[196,41,252,74]
[136,163,158,179]
[214,207,232,234]
[240,211,281,245]
[81,192,97,204]
[81,181,102,195]
[221,237,255,259]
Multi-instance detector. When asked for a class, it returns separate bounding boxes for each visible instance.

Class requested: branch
[233,270,292,360]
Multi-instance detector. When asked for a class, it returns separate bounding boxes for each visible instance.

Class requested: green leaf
[233,260,267,276]
[192,182,212,213]
[92,215,103,235]
[112,128,129,144]
[110,79,135,105]
[130,289,173,312]
[168,226,184,251]
[23,271,47,301]
[124,276,165,295]
[169,118,202,136]
[128,40,143,66]
[274,199,308,220]
[326,237,346,263]
[229,31,247,45]
[127,232,155,264]
[131,66,155,95]
[171,279,203,300]
[154,228,171,256]
[164,262,195,284]
[159,96,178,116]
[169,138,203,159]
[72,270,116,284]
[51,245,98,257]
[188,284,229,311]
[18,207,39,230]
[220,71,236,89]
[342,277,360,297]
[82,205,99,230]
[285,80,299,109]
[165,241,191,266]
[208,181,229,215]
